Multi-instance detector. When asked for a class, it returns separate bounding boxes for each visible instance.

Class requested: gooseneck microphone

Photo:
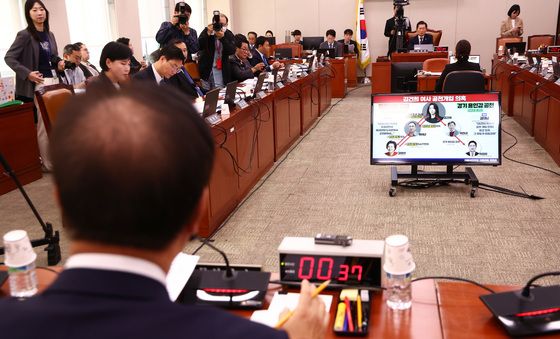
[194,236,234,279]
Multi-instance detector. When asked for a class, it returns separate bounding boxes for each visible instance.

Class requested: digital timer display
[279,253,382,287]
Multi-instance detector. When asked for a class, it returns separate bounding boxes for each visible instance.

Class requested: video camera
[212,10,222,31]
[393,0,410,6]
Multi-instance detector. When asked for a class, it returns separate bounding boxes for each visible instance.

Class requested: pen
[357,293,362,332]
[274,280,331,328]
[344,296,354,332]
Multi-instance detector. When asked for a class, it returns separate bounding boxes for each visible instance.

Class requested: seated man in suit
[76,42,100,79]
[250,36,281,76]
[338,29,358,54]
[319,29,343,57]
[435,39,481,92]
[166,39,205,99]
[247,31,257,51]
[0,84,328,339]
[133,44,184,85]
[229,34,264,82]
[60,43,87,89]
[407,21,433,50]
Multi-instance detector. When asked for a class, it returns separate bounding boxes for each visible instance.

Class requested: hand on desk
[282,280,328,339]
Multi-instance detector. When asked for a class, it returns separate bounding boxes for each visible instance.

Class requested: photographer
[197,12,235,89]
[156,2,199,58]
[384,4,411,56]
[60,43,86,89]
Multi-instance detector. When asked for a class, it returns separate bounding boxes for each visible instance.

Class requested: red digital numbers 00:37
[296,256,363,282]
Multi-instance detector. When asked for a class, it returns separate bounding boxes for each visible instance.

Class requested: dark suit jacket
[229,55,255,82]
[78,63,99,79]
[0,269,288,339]
[435,60,482,92]
[407,34,434,50]
[133,65,158,84]
[338,39,358,54]
[318,41,343,57]
[249,49,272,75]
[167,67,201,99]
[384,16,411,56]
[4,29,59,99]
[197,28,236,84]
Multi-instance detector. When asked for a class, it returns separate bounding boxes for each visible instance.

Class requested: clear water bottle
[385,271,412,310]
[8,262,38,298]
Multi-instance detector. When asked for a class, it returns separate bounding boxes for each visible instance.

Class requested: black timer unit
[278,237,384,288]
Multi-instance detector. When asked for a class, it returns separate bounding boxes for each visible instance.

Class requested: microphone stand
[0,153,61,265]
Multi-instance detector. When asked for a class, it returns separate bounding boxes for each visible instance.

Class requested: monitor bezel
[370,92,502,166]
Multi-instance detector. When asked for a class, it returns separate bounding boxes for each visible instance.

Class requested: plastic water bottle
[8,262,38,298]
[385,271,412,310]
[3,230,38,298]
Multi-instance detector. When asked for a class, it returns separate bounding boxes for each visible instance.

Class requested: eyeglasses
[167,61,182,73]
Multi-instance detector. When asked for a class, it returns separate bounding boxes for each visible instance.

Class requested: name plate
[256,91,267,99]
[276,82,284,89]
[205,113,221,125]
[236,99,249,110]
[301,71,308,77]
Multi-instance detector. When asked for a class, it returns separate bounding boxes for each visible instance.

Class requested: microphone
[0,152,61,265]
[179,237,271,309]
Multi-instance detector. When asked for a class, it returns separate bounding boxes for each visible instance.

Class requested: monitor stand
[389,165,479,197]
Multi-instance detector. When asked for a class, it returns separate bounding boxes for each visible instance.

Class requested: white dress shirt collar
[152,64,164,85]
[65,253,167,286]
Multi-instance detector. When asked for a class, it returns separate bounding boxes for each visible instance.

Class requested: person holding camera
[384,4,411,56]
[60,43,86,89]
[156,2,199,58]
[198,12,235,89]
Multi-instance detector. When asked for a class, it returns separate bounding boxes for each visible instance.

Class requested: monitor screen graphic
[371,93,501,165]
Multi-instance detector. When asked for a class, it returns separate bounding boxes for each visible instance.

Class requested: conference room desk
[391,51,449,63]
[417,73,492,92]
[0,103,42,196]
[328,58,347,98]
[492,59,560,166]
[344,54,358,87]
[199,67,332,237]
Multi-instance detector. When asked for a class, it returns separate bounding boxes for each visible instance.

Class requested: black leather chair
[442,71,485,93]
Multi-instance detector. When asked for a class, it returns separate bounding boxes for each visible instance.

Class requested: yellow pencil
[357,293,362,332]
[274,280,331,329]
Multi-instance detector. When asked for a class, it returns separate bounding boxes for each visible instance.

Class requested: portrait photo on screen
[370,93,501,165]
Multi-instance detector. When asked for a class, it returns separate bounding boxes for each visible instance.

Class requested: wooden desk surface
[391,52,449,63]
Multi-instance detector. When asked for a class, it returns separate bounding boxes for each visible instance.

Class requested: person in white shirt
[61,43,86,89]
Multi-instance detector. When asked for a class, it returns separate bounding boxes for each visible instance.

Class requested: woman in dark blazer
[435,40,481,92]
[4,0,63,102]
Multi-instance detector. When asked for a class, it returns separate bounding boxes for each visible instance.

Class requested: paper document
[166,252,199,301]
[250,292,333,327]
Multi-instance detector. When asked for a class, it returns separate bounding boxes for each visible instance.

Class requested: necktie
[262,53,269,67]
[182,68,204,97]
[419,36,423,44]
[329,43,333,49]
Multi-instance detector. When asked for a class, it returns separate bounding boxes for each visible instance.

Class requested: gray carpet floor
[1,85,559,286]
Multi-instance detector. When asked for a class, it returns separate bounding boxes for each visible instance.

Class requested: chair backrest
[406,29,443,46]
[271,43,303,58]
[442,71,485,93]
[184,61,200,81]
[527,34,555,50]
[422,58,448,72]
[35,84,74,136]
[496,37,522,53]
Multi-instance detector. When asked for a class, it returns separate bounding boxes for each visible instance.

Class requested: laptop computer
[202,88,220,124]
[274,48,292,60]
[281,62,293,82]
[252,73,267,98]
[413,44,434,52]
[505,42,526,55]
[224,80,238,107]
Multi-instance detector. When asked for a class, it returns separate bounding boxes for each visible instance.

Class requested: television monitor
[553,62,560,78]
[274,48,293,59]
[391,62,422,93]
[302,36,324,51]
[449,55,480,64]
[317,48,335,59]
[252,72,267,97]
[505,42,526,55]
[370,92,502,165]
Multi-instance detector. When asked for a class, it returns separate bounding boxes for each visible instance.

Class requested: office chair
[527,34,555,50]
[422,58,448,72]
[35,84,75,136]
[406,29,443,46]
[442,71,485,93]
[496,37,522,53]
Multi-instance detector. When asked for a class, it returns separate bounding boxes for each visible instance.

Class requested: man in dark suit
[338,29,358,54]
[0,84,328,339]
[250,36,281,76]
[319,29,343,57]
[166,39,205,99]
[384,5,411,56]
[133,45,184,85]
[229,34,264,82]
[407,21,433,50]
[467,140,480,156]
[435,40,481,92]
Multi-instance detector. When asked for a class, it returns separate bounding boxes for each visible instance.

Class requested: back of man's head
[255,36,267,50]
[159,44,185,63]
[63,43,80,57]
[50,83,214,250]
